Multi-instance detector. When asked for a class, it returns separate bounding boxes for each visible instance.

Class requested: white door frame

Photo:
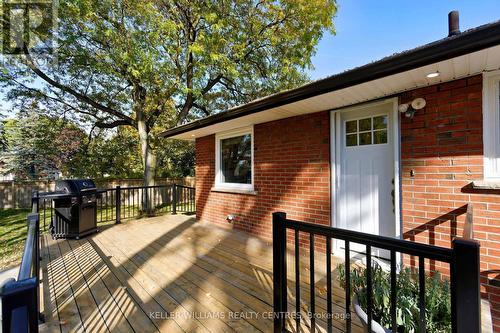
[330,97,402,255]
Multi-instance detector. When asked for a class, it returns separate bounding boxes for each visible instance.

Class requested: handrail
[35,184,196,196]
[31,191,39,214]
[174,184,195,189]
[18,214,39,280]
[285,218,454,263]
[102,184,195,191]
[1,213,41,332]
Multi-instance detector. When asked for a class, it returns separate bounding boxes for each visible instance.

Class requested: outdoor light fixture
[398,103,409,113]
[426,71,440,78]
[399,97,426,119]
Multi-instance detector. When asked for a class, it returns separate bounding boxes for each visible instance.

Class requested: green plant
[337,262,451,333]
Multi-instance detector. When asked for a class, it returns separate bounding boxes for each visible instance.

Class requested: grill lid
[55,179,96,194]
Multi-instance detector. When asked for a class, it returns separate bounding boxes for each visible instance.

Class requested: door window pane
[373,115,388,130]
[373,130,388,144]
[346,120,357,133]
[359,132,372,145]
[346,134,357,146]
[359,118,372,131]
[220,134,252,184]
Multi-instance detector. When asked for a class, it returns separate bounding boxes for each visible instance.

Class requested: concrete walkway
[0,266,19,283]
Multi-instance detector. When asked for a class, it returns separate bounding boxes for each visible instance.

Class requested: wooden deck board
[89,237,182,333]
[98,222,264,333]
[57,238,110,332]
[93,235,211,333]
[98,231,249,333]
[39,234,62,333]
[41,214,362,333]
[46,234,85,333]
[67,239,134,333]
[105,219,354,333]
[74,239,158,333]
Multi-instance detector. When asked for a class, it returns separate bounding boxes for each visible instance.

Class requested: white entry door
[334,101,397,257]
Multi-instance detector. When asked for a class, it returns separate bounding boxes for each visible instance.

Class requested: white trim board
[483,70,500,180]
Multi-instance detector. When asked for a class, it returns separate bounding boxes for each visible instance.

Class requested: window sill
[471,179,500,191]
[211,187,258,195]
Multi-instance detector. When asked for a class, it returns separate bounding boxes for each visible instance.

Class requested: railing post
[451,238,481,333]
[1,279,39,333]
[115,186,121,224]
[273,212,287,333]
[172,184,177,215]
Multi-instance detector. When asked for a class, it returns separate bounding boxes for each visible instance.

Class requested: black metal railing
[34,183,195,227]
[272,212,481,333]
[0,212,42,333]
[172,184,196,214]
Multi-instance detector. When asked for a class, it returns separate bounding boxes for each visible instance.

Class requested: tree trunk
[137,111,157,215]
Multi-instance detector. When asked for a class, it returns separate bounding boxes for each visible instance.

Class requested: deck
[39,214,365,333]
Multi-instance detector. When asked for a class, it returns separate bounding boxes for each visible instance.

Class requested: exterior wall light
[399,97,426,119]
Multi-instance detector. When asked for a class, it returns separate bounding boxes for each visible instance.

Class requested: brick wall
[195,111,330,248]
[400,75,500,332]
[195,75,500,331]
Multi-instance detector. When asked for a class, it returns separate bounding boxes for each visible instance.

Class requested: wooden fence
[0,177,195,209]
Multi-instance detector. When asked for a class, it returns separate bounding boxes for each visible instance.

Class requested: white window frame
[483,71,500,179]
[215,126,254,191]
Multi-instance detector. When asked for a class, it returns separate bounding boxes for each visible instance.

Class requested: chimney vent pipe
[448,11,460,36]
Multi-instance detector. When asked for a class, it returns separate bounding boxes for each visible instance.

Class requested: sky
[308,0,500,80]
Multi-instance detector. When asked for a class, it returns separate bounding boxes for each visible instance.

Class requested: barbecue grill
[45,179,99,239]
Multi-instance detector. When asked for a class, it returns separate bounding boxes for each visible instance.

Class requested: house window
[215,127,254,190]
[483,71,500,179]
[345,115,388,147]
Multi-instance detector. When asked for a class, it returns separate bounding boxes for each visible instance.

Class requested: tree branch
[192,102,210,116]
[95,120,133,129]
[22,46,135,125]
[201,74,223,95]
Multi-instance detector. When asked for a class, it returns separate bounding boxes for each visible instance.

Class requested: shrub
[337,262,451,333]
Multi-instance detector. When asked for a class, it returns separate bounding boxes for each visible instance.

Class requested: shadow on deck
[39,214,365,333]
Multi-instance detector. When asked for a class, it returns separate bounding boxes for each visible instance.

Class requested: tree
[2,111,86,179]
[75,126,144,179]
[0,119,13,178]
[0,0,336,209]
[0,119,6,152]
[156,139,195,178]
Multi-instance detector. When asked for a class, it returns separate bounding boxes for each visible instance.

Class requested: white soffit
[172,44,500,140]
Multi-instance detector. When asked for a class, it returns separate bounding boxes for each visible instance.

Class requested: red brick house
[161,17,500,331]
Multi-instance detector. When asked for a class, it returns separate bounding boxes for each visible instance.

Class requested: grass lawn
[0,209,31,270]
